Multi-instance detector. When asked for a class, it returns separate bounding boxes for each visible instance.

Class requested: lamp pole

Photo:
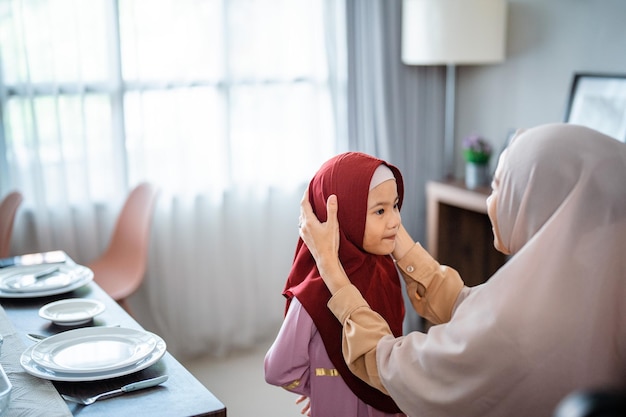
[401,0,507,180]
[444,64,456,179]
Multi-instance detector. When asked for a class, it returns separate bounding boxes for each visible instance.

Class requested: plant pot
[465,162,490,190]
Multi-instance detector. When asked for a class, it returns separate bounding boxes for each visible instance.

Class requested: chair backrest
[89,182,159,301]
[0,191,24,258]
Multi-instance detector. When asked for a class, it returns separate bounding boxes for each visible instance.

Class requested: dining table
[0,259,227,417]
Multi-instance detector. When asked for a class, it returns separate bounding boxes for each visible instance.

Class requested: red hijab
[284,152,405,413]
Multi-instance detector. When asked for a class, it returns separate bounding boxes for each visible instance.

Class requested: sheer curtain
[1,0,443,355]
[345,0,444,241]
[345,0,445,332]
[0,0,346,357]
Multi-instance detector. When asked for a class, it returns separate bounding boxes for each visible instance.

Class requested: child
[264,152,406,416]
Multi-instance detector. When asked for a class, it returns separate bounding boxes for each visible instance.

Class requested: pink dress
[265,297,405,417]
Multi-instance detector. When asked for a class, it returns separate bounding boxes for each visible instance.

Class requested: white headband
[369,164,395,190]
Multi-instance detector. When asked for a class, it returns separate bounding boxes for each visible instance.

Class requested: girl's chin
[369,242,395,256]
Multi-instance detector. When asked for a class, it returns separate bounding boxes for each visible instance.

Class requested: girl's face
[362,179,401,255]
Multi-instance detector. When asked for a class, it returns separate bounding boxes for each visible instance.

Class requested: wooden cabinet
[426,180,507,287]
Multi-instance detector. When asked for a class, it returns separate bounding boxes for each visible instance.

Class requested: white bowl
[38,298,106,326]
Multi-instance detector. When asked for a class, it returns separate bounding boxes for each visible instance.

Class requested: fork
[61,375,168,405]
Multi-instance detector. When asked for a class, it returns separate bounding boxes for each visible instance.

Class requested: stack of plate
[20,327,166,382]
[0,264,93,298]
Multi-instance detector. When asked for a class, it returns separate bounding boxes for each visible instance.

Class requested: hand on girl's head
[298,189,340,261]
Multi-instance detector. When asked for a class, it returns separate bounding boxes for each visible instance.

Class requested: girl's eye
[376,208,385,215]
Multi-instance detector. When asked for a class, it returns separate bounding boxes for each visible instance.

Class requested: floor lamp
[401,0,507,179]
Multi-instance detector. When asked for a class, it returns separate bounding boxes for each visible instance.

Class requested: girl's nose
[389,211,401,229]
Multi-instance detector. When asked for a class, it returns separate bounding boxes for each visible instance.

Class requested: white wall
[454,0,626,174]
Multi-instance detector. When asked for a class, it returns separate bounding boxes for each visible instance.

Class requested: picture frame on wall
[564,73,626,143]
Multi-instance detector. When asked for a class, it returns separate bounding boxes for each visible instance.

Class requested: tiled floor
[181,337,303,417]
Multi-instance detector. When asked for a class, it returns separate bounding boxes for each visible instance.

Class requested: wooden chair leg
[118,298,133,317]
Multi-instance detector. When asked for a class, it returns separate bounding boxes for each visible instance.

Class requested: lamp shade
[402,0,507,65]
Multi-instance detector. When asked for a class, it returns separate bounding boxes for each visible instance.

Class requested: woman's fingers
[298,190,340,260]
[326,194,338,225]
[299,187,313,229]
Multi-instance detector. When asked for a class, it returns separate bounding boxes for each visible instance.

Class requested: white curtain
[0,0,346,357]
[1,0,444,355]
[345,0,445,241]
[345,0,446,332]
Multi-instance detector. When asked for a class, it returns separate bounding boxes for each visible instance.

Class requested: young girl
[264,152,406,416]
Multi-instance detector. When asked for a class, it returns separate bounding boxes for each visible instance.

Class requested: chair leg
[118,298,134,317]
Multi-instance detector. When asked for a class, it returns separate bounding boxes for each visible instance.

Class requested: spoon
[61,375,169,405]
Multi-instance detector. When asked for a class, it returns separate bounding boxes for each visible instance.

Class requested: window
[0,0,338,201]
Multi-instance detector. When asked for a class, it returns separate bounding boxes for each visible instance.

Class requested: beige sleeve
[325,245,464,394]
[395,242,464,325]
[327,285,392,394]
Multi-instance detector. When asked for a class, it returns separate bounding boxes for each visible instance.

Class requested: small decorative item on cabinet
[462,134,492,189]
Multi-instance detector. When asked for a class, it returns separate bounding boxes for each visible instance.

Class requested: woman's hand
[299,188,350,294]
[298,189,340,264]
[392,224,416,261]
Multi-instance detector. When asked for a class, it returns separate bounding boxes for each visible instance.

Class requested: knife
[6,266,60,290]
[27,324,121,342]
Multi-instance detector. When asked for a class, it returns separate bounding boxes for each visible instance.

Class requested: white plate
[0,264,93,298]
[20,334,166,382]
[38,299,106,326]
[30,327,158,374]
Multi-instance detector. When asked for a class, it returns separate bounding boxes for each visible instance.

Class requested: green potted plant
[462,134,492,189]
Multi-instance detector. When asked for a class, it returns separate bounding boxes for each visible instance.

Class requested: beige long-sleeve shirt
[327,242,464,394]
